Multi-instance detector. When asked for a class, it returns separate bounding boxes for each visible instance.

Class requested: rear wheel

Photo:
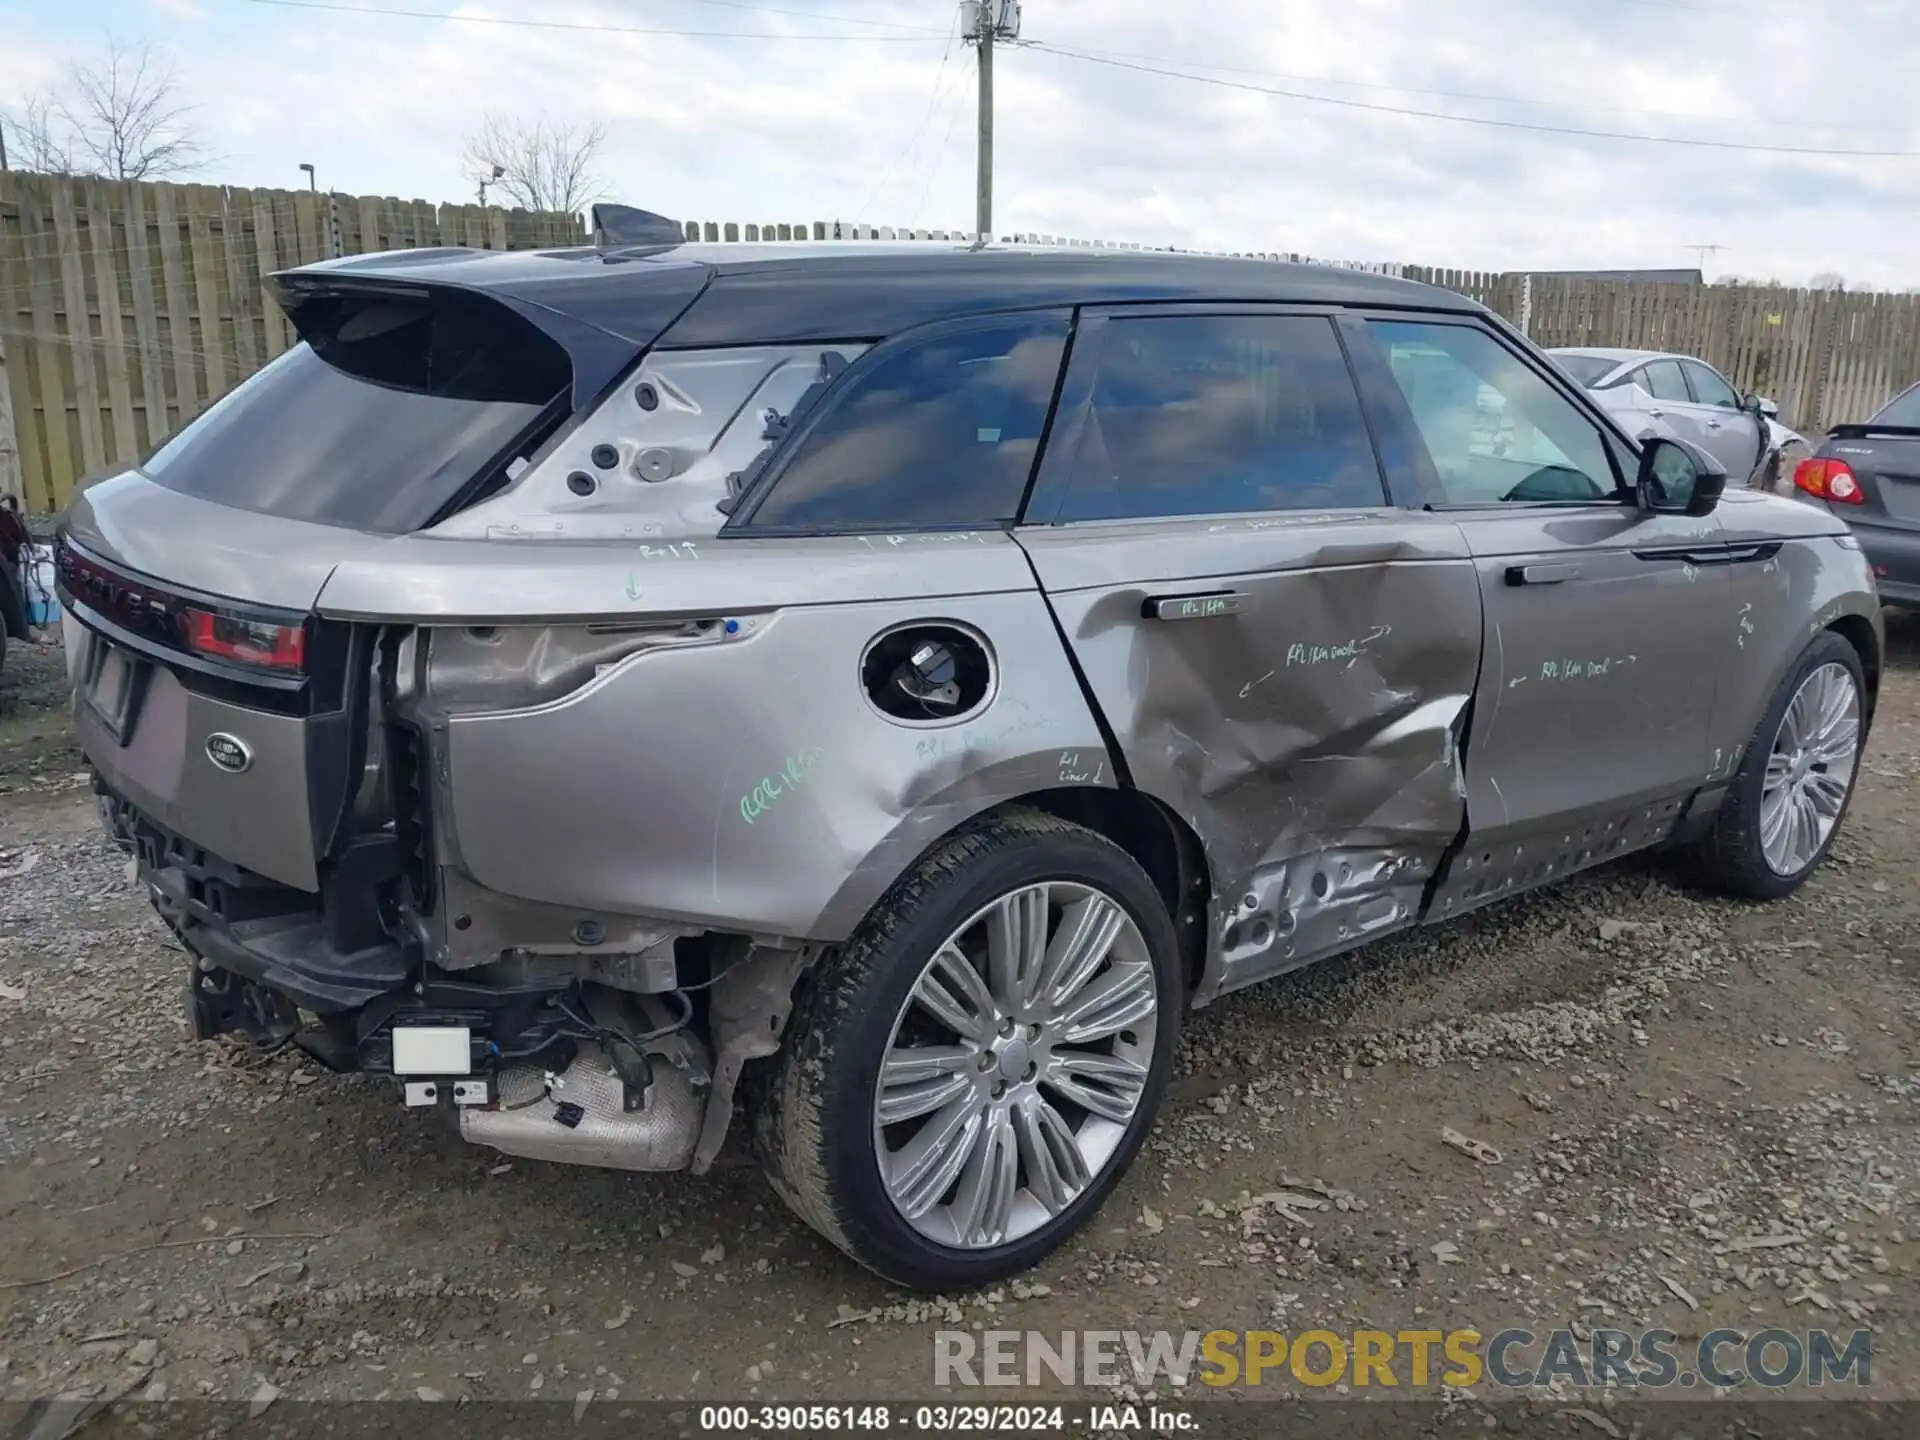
[751,810,1180,1290]
[1680,632,1864,899]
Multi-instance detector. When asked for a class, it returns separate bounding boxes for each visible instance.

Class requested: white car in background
[1548,347,1803,489]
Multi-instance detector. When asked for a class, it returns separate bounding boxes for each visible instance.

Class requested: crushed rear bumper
[100,780,412,1014]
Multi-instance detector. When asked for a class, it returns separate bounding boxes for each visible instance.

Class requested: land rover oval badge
[205,733,252,774]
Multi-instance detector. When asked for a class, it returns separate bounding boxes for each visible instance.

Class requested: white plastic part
[391,1026,472,1075]
[451,1079,491,1106]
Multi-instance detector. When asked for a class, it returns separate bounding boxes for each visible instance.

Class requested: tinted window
[1640,360,1690,402]
[1682,360,1739,409]
[743,314,1067,530]
[1371,320,1618,506]
[1054,314,1385,522]
[1871,383,1920,428]
[142,290,570,533]
[1549,354,1619,388]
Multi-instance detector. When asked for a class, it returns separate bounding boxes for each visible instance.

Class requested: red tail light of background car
[1793,456,1863,504]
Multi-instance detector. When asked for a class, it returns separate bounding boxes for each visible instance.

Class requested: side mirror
[1757,396,1779,419]
[1637,436,1728,518]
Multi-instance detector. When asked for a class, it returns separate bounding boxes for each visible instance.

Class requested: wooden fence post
[0,332,20,505]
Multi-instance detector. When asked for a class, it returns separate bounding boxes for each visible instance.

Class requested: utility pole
[964,1,1020,242]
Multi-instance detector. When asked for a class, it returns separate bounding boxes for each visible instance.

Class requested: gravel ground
[0,617,1916,1426]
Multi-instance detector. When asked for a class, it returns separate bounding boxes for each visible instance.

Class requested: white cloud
[1,0,1913,284]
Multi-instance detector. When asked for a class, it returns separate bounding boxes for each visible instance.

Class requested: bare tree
[462,112,608,214]
[1809,272,1847,292]
[1,95,76,173]
[59,39,206,180]
[2,40,205,179]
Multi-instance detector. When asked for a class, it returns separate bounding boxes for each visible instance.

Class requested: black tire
[1678,631,1866,899]
[749,808,1181,1291]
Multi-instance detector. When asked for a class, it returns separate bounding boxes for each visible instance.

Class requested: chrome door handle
[1706,419,1723,429]
[1646,408,1664,418]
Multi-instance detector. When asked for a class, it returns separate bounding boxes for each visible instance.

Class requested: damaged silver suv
[59,218,1882,1291]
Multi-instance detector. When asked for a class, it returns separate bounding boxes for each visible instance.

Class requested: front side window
[1371,320,1619,506]
[740,313,1069,531]
[1053,314,1386,522]
[1682,360,1740,409]
[1640,360,1690,403]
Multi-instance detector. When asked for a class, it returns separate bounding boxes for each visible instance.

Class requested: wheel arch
[817,784,1212,1002]
[1826,613,1881,728]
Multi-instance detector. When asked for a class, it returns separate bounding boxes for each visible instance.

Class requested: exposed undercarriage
[104,784,810,1176]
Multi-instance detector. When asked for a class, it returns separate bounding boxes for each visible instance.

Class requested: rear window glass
[739,313,1068,531]
[1872,384,1920,427]
[140,288,571,533]
[1549,354,1618,387]
[1640,360,1690,403]
[1054,313,1386,521]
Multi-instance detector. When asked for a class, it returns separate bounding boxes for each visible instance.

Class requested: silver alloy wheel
[1760,660,1861,876]
[872,881,1158,1251]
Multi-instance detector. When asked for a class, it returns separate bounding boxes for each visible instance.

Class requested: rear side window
[142,288,571,534]
[1640,360,1690,403]
[1549,354,1618,388]
[1054,314,1385,522]
[1873,383,1920,427]
[1681,360,1740,409]
[739,313,1069,531]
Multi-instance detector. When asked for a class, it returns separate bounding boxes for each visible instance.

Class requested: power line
[649,0,949,33]
[1023,42,1920,158]
[236,0,947,40]
[1561,0,1819,15]
[1044,39,1870,133]
[910,51,975,228]
[856,5,964,220]
[652,0,948,33]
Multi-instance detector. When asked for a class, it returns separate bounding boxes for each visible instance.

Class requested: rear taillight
[184,608,308,673]
[1794,456,1864,504]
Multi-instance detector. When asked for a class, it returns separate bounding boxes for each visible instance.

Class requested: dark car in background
[0,499,34,674]
[1792,380,1920,610]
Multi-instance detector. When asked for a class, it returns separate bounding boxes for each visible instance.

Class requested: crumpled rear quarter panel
[428,557,1110,941]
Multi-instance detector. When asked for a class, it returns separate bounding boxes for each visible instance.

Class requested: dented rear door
[1018,307,1483,1002]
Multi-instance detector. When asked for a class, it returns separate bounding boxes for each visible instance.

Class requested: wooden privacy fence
[1519,277,1920,442]
[0,172,583,512]
[4,178,1918,513]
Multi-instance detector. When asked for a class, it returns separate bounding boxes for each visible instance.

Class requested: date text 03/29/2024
[698,1405,1085,1432]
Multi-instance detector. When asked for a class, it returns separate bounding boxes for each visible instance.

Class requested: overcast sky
[5,0,1917,286]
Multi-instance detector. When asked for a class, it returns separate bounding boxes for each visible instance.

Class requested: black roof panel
[287,241,1482,352]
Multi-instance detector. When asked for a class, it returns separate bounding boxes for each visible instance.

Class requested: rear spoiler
[1828,422,1920,441]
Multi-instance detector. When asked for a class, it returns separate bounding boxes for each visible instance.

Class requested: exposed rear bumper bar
[100,781,412,1013]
